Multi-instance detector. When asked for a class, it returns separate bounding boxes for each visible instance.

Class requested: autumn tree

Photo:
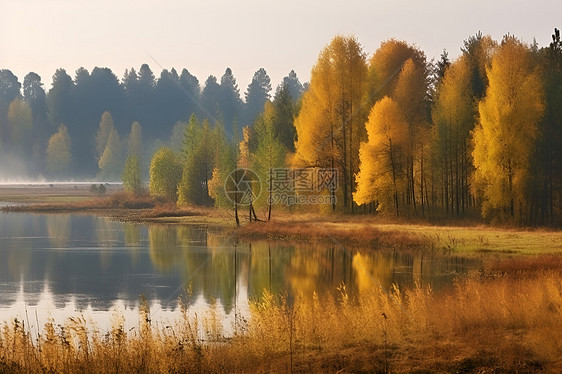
[431,56,475,217]
[127,121,142,158]
[122,154,142,195]
[98,128,123,180]
[6,97,33,157]
[293,35,368,211]
[46,124,71,176]
[149,147,183,201]
[368,40,430,216]
[354,97,409,216]
[96,111,115,159]
[368,39,427,105]
[472,36,544,223]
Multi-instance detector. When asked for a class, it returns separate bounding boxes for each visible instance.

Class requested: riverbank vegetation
[0,256,560,373]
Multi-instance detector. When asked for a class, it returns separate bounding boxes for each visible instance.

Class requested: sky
[1,0,560,93]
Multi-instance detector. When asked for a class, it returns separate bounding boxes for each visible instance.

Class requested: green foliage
[252,102,287,211]
[272,85,297,152]
[122,154,142,195]
[209,123,237,209]
[177,119,215,206]
[149,147,182,202]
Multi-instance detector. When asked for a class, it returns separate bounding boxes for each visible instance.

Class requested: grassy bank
[1,256,560,373]
[233,213,562,255]
[2,186,562,256]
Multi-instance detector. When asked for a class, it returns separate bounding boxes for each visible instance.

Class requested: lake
[0,212,482,333]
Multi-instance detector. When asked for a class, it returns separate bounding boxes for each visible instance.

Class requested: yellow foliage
[238,126,252,168]
[472,36,545,221]
[369,39,426,101]
[293,35,368,206]
[46,124,71,175]
[354,96,409,213]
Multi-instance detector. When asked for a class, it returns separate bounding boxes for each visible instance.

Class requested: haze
[1,0,559,89]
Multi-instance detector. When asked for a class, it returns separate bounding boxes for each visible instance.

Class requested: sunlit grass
[374,223,562,255]
[1,260,560,373]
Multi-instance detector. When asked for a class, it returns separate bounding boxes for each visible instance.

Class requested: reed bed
[0,265,560,373]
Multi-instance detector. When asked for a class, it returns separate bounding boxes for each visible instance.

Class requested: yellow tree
[7,97,33,156]
[431,56,474,216]
[149,147,183,201]
[472,36,544,222]
[95,111,114,158]
[369,40,430,216]
[46,124,71,176]
[293,35,368,211]
[127,121,142,158]
[98,127,122,180]
[394,59,429,214]
[354,97,409,216]
[368,39,427,104]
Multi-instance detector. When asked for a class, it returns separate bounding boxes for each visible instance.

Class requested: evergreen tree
[279,70,304,100]
[219,68,243,136]
[272,84,297,152]
[244,68,272,127]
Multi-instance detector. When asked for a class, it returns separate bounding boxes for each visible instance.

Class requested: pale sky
[1,0,560,93]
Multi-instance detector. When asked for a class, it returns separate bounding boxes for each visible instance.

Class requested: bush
[149,148,182,202]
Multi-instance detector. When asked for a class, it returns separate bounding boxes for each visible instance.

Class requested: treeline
[2,30,561,225]
[0,65,304,177]
[149,30,562,226]
[297,31,561,225]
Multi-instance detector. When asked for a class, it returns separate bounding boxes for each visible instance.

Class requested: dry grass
[1,261,560,373]
[0,191,156,212]
[235,220,429,250]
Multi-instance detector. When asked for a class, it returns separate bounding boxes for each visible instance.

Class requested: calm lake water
[0,212,482,331]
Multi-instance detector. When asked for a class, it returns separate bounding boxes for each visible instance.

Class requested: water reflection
[0,212,482,324]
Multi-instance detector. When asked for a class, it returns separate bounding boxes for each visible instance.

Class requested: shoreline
[3,195,562,256]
